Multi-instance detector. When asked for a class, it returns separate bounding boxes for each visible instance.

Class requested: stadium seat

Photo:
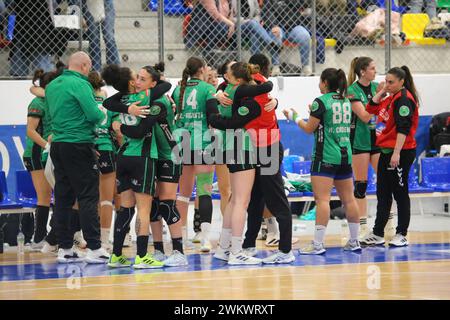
[282,155,300,173]
[0,171,23,210]
[149,0,192,15]
[421,157,450,191]
[376,0,407,13]
[366,165,377,195]
[282,39,336,48]
[408,163,434,193]
[437,0,450,9]
[15,171,37,207]
[402,13,446,45]
[292,160,311,174]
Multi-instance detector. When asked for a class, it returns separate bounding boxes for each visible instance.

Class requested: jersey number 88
[332,102,351,125]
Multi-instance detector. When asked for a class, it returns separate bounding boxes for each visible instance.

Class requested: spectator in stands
[317,0,347,16]
[408,0,437,19]
[186,0,282,69]
[9,0,55,76]
[260,0,313,75]
[71,0,120,71]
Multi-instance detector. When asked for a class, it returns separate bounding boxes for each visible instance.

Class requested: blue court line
[1,242,450,282]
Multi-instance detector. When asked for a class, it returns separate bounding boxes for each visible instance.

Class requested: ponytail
[347,57,358,85]
[347,56,373,85]
[337,69,347,98]
[231,62,255,84]
[178,56,206,113]
[401,65,419,103]
[388,65,419,103]
[178,67,189,114]
[154,62,165,73]
[320,68,347,98]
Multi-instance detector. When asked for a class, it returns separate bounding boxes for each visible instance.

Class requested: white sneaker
[389,234,408,247]
[243,247,258,257]
[192,232,202,244]
[343,239,362,252]
[163,250,188,267]
[153,249,167,262]
[84,247,110,264]
[262,250,296,264]
[213,246,230,261]
[123,233,132,247]
[31,240,46,252]
[200,239,212,253]
[228,251,262,265]
[72,245,87,259]
[41,242,58,255]
[299,241,326,255]
[360,232,385,246]
[73,231,87,249]
[265,232,280,247]
[57,248,82,263]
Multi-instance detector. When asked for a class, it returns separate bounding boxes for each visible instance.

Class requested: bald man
[46,51,109,264]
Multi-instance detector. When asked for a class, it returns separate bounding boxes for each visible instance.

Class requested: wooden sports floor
[1,231,450,300]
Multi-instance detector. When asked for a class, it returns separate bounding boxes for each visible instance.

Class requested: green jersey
[46,70,104,143]
[119,89,158,159]
[310,93,352,165]
[172,79,217,151]
[217,83,240,151]
[23,97,46,158]
[94,95,119,152]
[347,81,378,151]
[153,95,177,161]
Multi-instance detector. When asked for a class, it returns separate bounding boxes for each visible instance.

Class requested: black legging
[373,149,416,237]
[243,142,292,253]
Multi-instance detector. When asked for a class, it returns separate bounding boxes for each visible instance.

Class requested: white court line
[2,259,450,294]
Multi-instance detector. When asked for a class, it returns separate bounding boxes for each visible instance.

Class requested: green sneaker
[133,253,164,269]
[108,254,131,268]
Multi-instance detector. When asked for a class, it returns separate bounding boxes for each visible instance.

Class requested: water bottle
[17,231,25,255]
[341,220,349,246]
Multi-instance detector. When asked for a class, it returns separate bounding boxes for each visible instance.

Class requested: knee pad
[115,207,135,233]
[176,195,190,203]
[196,172,214,197]
[354,180,368,199]
[100,200,113,208]
[150,198,161,222]
[159,200,181,225]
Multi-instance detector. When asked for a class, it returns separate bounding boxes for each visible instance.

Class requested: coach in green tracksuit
[46,52,107,264]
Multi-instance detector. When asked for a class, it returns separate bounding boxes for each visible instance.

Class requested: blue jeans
[81,0,120,71]
[408,0,436,19]
[278,26,312,66]
[241,20,281,66]
[187,17,281,66]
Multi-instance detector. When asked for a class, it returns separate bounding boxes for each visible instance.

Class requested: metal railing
[0,0,448,79]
